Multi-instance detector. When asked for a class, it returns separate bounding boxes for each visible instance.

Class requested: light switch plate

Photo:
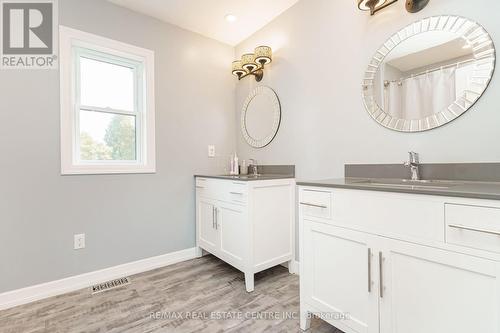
[74,234,85,250]
[208,145,216,157]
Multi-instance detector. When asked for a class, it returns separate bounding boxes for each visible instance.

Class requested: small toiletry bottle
[240,160,248,175]
[229,155,235,175]
[234,153,239,175]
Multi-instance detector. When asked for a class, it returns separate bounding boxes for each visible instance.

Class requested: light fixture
[232,46,273,82]
[358,0,398,15]
[241,53,258,72]
[254,46,272,65]
[232,60,246,77]
[225,14,237,22]
[406,0,430,13]
[358,0,430,15]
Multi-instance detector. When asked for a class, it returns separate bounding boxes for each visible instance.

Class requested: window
[60,26,155,174]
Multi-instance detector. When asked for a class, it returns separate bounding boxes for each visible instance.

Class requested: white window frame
[60,26,155,175]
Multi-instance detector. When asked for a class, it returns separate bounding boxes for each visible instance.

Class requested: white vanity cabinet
[299,186,500,333]
[195,176,295,292]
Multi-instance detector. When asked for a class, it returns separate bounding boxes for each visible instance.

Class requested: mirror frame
[241,86,281,148]
[362,15,495,132]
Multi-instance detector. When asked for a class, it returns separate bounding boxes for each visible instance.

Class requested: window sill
[61,165,156,175]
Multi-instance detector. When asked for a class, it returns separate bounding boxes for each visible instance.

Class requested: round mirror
[362,16,495,132]
[241,86,281,148]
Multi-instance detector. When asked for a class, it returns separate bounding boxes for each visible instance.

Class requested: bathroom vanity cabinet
[298,186,500,333]
[195,176,295,292]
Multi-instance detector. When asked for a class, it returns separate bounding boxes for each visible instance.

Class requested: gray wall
[3,0,500,293]
[0,0,235,293]
[235,0,500,180]
[235,0,500,260]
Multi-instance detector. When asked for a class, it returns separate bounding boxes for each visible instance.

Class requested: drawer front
[302,188,444,243]
[299,188,332,220]
[195,177,208,188]
[445,204,500,253]
[227,181,247,204]
[196,178,247,204]
[195,178,209,197]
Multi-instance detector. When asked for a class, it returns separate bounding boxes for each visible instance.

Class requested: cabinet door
[217,202,247,269]
[301,220,380,333]
[379,238,500,333]
[196,198,218,253]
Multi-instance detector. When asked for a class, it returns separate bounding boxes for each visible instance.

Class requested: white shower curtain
[384,67,457,119]
[384,81,403,118]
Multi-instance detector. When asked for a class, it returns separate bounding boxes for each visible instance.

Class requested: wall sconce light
[358,0,398,15]
[405,0,430,13]
[358,0,430,15]
[232,46,272,82]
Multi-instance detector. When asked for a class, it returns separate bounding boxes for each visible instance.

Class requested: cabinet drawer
[195,177,208,188]
[195,177,215,197]
[445,204,500,253]
[196,178,247,204]
[227,181,247,203]
[299,188,332,220]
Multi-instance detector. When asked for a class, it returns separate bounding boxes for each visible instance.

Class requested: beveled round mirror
[362,16,495,132]
[241,86,281,148]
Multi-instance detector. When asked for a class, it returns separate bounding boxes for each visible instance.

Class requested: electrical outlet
[208,145,216,157]
[74,234,85,250]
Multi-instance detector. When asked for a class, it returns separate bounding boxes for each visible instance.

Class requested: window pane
[80,56,135,111]
[79,110,136,161]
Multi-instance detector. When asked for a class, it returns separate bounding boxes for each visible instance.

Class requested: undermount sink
[351,178,463,190]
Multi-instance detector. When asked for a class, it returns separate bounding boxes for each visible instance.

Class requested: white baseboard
[0,247,198,311]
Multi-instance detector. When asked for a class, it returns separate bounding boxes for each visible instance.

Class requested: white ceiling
[108,0,300,46]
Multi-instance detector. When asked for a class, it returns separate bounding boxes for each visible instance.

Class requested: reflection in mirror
[241,86,281,148]
[363,16,495,132]
[375,32,475,119]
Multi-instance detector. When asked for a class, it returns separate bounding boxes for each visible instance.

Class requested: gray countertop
[297,178,500,201]
[195,174,295,181]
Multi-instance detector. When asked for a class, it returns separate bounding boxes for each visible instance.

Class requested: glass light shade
[358,0,387,11]
[254,46,272,65]
[241,53,258,72]
[232,60,246,76]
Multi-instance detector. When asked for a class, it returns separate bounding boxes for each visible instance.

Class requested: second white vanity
[298,175,500,333]
[195,170,295,292]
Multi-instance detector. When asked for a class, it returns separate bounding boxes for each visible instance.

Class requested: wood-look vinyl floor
[0,255,342,333]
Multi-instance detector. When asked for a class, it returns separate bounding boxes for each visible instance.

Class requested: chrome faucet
[404,152,421,181]
[248,159,259,176]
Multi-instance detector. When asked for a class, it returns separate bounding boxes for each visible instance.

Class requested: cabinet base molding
[281,260,300,275]
[299,303,354,333]
[198,245,293,292]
